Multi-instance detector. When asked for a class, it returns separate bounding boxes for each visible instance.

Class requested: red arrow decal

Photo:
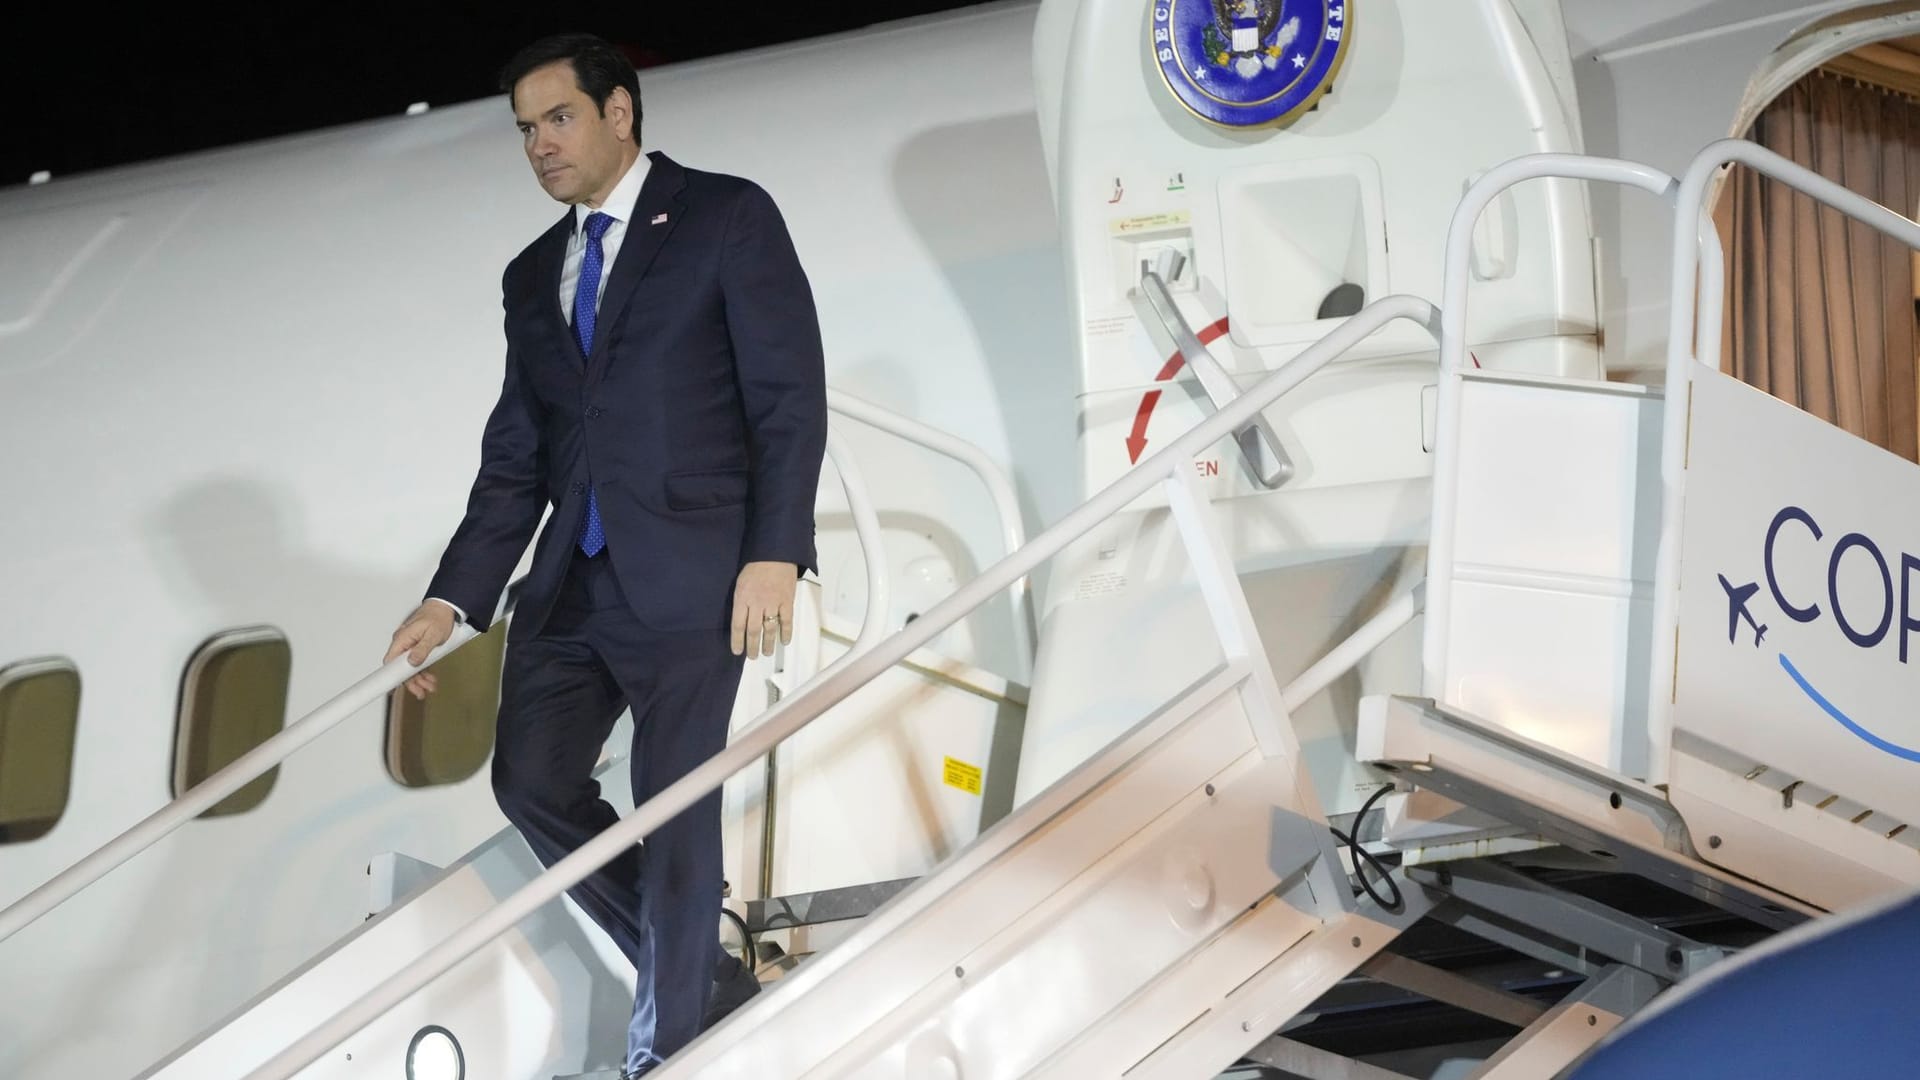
[1128,390,1160,463]
[1126,316,1231,462]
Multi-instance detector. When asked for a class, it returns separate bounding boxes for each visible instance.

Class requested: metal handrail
[827,387,1037,665]
[0,436,890,946]
[0,621,491,945]
[749,427,887,907]
[1422,156,1739,788]
[248,293,1443,1080]
[820,428,891,660]
[1650,137,1920,782]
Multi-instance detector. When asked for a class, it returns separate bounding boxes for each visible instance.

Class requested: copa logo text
[1717,505,1920,761]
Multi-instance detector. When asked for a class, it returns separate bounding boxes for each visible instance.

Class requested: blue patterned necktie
[575,210,615,556]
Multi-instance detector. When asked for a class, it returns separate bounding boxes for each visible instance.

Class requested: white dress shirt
[559,152,652,323]
[426,153,653,629]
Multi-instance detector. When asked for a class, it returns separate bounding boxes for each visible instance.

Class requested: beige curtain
[1718,69,1920,463]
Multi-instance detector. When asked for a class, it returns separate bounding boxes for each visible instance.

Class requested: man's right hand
[386,602,457,699]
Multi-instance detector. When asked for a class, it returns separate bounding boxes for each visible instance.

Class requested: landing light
[405,1026,464,1080]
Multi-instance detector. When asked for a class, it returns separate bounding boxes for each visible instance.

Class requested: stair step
[744,876,915,933]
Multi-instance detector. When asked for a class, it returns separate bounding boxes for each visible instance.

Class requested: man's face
[512,61,633,206]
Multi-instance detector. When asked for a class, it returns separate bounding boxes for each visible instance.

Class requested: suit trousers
[491,548,744,1071]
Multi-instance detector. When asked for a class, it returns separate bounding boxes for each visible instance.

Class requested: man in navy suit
[384,32,826,1077]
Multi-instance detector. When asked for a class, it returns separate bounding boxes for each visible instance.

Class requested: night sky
[1,2,993,186]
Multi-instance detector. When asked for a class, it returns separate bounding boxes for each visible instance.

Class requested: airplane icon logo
[1718,574,1768,647]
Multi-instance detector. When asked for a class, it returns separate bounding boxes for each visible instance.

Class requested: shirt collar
[573,152,650,234]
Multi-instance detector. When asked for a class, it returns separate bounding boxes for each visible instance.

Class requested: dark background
[0,1,993,186]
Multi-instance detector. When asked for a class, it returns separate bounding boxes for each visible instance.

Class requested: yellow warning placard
[942,756,984,796]
[1108,209,1192,236]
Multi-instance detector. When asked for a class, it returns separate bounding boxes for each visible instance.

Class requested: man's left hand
[732,561,799,658]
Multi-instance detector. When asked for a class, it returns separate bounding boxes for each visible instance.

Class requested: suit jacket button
[586,406,604,419]
[571,482,585,494]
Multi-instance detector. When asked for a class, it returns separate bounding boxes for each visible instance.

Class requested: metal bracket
[1361,695,1814,929]
[1358,951,1547,1029]
[1410,862,1723,981]
[1136,251,1295,489]
[1244,1036,1420,1079]
[1465,963,1658,1080]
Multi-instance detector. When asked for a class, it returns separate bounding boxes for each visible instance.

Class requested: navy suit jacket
[427,152,827,640]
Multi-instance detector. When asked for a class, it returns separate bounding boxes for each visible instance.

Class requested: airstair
[10,140,1920,1080]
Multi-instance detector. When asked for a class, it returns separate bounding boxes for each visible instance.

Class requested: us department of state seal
[1152,0,1351,128]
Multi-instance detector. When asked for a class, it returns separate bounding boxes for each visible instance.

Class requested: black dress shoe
[703,950,763,1030]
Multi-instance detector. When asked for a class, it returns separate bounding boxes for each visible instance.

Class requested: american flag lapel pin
[651,212,669,225]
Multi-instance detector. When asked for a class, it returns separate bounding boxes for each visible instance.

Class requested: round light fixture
[405,1025,464,1080]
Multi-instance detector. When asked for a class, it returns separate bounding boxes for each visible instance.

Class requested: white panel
[773,638,1023,897]
[1452,374,1659,583]
[1675,368,1920,829]
[1435,374,1662,774]
[1446,581,1646,769]
[1665,748,1919,912]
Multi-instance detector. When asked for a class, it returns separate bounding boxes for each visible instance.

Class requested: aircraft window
[0,658,81,844]
[175,627,291,817]
[385,622,505,788]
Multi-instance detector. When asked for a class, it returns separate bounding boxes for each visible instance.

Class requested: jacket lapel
[585,151,688,386]
[534,210,581,366]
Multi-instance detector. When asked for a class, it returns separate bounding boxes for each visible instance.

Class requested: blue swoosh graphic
[1779,653,1920,763]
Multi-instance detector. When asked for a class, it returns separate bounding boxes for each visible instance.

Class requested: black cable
[1329,782,1403,912]
[719,907,757,970]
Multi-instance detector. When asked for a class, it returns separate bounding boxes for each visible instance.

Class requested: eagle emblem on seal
[1203,0,1302,79]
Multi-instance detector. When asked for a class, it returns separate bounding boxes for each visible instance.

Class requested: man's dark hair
[500,33,642,142]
